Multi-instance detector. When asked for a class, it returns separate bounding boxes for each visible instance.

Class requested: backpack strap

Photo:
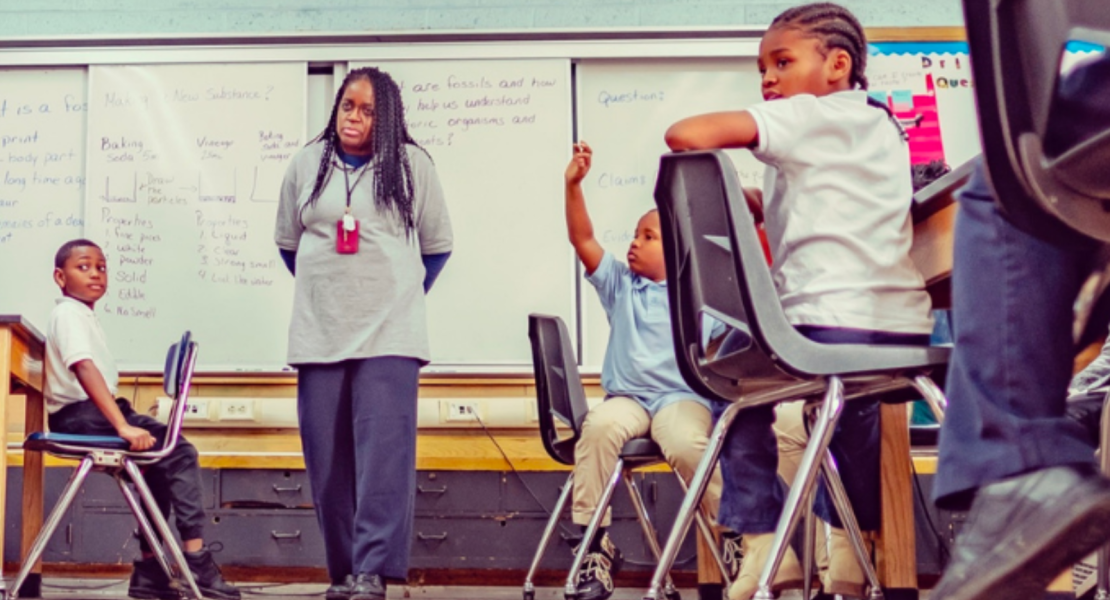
[867,94,911,142]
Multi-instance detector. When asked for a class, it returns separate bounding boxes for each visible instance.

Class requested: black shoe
[720,531,743,583]
[128,557,182,600]
[326,574,355,600]
[350,573,386,600]
[574,534,624,600]
[931,465,1110,600]
[184,548,241,600]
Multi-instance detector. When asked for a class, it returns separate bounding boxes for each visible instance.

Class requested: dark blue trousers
[714,326,929,534]
[297,356,420,583]
[934,161,1101,510]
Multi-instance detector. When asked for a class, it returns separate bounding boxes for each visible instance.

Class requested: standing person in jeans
[274,66,453,600]
[930,52,1110,600]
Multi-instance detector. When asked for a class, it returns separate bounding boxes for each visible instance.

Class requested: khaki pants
[572,397,723,527]
[774,401,808,484]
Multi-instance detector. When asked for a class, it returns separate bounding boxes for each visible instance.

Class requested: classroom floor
[12,579,703,599]
[3,578,940,599]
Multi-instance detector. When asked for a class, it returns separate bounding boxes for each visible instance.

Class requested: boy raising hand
[562,143,734,600]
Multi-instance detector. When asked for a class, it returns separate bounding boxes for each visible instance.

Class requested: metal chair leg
[9,456,95,600]
[523,472,575,600]
[820,450,884,600]
[673,473,731,588]
[802,486,817,600]
[623,473,679,598]
[1095,390,1110,600]
[911,374,948,424]
[125,460,206,600]
[566,459,624,599]
[642,400,744,600]
[754,377,846,600]
[116,471,175,582]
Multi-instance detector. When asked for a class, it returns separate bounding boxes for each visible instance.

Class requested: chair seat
[24,431,130,454]
[619,437,664,467]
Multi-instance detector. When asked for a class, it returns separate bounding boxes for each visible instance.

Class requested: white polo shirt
[45,296,119,413]
[747,90,934,335]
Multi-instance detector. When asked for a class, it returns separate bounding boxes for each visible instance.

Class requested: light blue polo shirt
[587,252,711,415]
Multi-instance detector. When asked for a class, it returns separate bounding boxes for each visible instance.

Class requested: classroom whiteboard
[352,59,576,366]
[0,41,1006,373]
[576,59,766,370]
[84,63,306,370]
[0,68,88,334]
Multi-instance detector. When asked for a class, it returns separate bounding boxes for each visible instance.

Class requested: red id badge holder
[337,212,359,254]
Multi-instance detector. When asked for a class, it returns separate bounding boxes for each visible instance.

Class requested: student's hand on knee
[118,424,156,451]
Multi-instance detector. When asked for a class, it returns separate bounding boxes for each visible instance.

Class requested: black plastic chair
[641,151,950,600]
[963,0,1110,243]
[525,314,728,600]
[9,332,205,600]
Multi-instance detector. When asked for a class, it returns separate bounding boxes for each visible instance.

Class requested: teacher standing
[274,66,453,600]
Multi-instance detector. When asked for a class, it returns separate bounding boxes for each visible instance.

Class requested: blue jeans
[713,326,929,534]
[934,160,1101,510]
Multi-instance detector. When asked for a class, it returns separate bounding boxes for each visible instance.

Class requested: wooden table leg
[877,403,918,599]
[696,526,723,600]
[20,384,45,598]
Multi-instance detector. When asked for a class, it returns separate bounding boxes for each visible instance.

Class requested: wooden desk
[868,166,972,597]
[910,159,976,309]
[0,316,46,598]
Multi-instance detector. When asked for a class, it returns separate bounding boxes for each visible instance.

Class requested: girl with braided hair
[274,66,453,600]
[666,4,932,599]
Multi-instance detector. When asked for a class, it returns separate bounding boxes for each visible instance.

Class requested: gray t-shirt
[274,142,453,365]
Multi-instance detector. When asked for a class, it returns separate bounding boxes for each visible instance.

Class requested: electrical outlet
[443,400,480,423]
[218,398,256,421]
[184,399,210,421]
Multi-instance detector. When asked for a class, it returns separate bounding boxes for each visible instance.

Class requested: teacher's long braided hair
[307,66,422,236]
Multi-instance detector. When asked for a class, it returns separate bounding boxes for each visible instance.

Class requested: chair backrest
[654,152,783,402]
[964,0,1110,242]
[528,314,588,466]
[656,151,949,389]
[148,331,197,459]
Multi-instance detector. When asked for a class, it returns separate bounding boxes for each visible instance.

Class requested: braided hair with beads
[306,66,425,237]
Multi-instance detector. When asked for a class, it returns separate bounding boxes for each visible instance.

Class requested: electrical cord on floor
[472,409,577,542]
[911,457,951,563]
[472,410,697,568]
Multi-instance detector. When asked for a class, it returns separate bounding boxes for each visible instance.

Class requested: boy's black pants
[49,399,206,551]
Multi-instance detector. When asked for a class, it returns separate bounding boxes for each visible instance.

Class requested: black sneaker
[128,557,182,600]
[349,573,386,600]
[720,531,743,583]
[574,534,624,600]
[183,548,241,600]
[326,574,355,600]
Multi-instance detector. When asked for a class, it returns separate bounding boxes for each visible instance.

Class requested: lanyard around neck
[341,160,370,213]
